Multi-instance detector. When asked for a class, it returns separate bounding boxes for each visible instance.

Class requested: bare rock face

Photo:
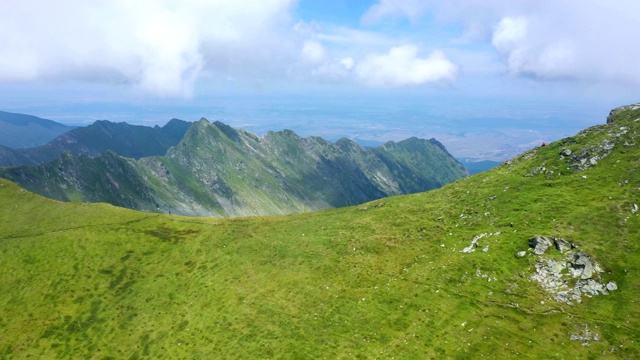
[521,236,617,305]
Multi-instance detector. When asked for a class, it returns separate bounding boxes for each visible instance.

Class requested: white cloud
[339,57,355,71]
[361,0,429,25]
[491,16,528,53]
[0,0,297,97]
[355,45,457,87]
[301,40,327,64]
[363,0,640,85]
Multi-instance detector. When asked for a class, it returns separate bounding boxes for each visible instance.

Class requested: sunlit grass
[1,109,639,358]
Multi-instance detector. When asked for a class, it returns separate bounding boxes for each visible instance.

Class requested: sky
[0,0,638,160]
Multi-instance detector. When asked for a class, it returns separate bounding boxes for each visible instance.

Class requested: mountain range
[0,110,74,149]
[0,103,638,358]
[0,119,468,216]
[0,118,191,166]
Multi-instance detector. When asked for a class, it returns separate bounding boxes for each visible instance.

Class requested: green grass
[0,106,639,358]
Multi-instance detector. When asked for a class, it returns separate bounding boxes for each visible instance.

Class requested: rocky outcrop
[607,103,640,124]
[565,139,615,171]
[520,236,617,305]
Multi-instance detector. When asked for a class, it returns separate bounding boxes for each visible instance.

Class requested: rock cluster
[521,236,617,305]
[564,139,615,171]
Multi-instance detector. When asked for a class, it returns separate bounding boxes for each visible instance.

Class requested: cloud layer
[362,0,640,85]
[0,0,296,97]
[1,0,639,98]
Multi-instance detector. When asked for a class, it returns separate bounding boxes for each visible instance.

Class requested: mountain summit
[0,119,468,216]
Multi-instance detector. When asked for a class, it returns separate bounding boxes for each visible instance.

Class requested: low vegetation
[0,104,638,358]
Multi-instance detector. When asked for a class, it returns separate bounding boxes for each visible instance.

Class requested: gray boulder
[529,236,553,255]
[571,252,596,279]
[553,237,574,253]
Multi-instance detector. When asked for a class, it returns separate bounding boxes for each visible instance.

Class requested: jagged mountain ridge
[0,118,191,166]
[0,110,74,149]
[0,119,468,216]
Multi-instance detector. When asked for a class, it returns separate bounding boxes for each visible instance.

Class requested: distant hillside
[458,158,502,175]
[0,103,638,358]
[0,118,191,166]
[0,110,74,149]
[0,119,468,216]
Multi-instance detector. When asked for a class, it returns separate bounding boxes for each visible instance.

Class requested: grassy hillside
[0,104,639,358]
[0,110,74,149]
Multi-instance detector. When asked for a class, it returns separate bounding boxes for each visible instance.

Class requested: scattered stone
[482,246,489,253]
[570,324,601,346]
[560,149,572,156]
[566,139,615,171]
[525,237,617,305]
[531,258,569,293]
[632,204,638,214]
[461,233,487,253]
[529,236,553,255]
[579,279,607,296]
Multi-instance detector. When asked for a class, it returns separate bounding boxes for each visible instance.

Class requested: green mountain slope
[0,103,638,358]
[0,118,191,166]
[0,110,75,149]
[0,119,468,216]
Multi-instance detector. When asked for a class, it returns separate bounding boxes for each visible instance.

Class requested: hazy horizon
[1,0,638,161]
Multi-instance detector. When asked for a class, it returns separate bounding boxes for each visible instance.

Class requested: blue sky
[0,0,638,160]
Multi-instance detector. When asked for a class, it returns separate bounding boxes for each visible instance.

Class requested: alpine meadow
[1,104,638,358]
[2,1,640,359]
